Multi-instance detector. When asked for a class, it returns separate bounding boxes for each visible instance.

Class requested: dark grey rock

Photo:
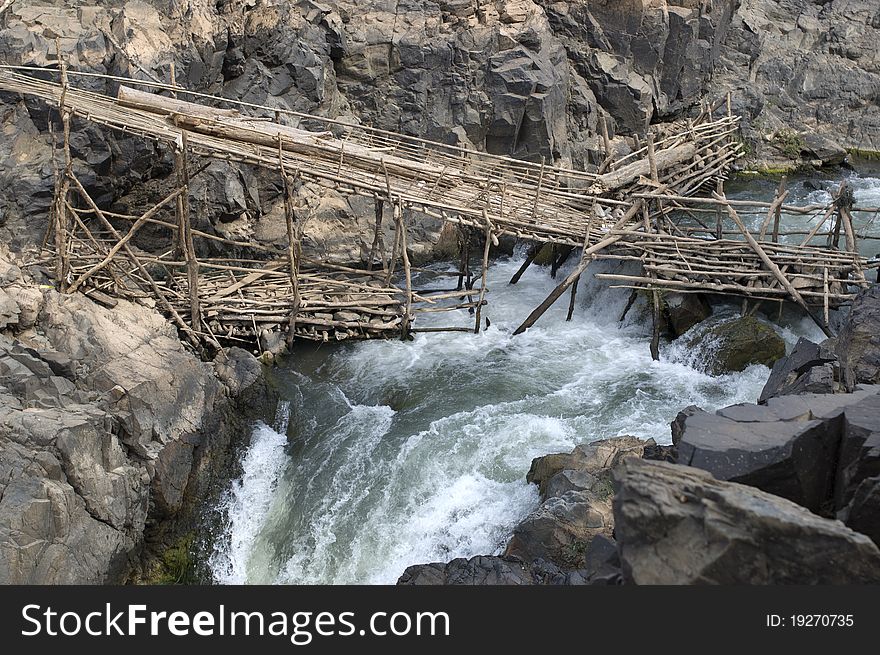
[842,476,880,547]
[759,337,839,403]
[671,405,702,447]
[677,390,880,513]
[835,393,880,510]
[663,293,712,338]
[396,555,569,586]
[613,459,880,584]
[801,133,847,166]
[688,316,786,375]
[837,285,880,388]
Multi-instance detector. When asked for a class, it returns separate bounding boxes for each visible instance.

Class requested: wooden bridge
[0,64,876,355]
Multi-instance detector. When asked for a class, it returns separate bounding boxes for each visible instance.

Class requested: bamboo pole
[509,242,541,285]
[512,200,643,335]
[176,134,201,331]
[279,136,301,346]
[718,193,834,338]
[367,196,384,271]
[67,187,182,293]
[66,173,202,347]
[474,210,492,334]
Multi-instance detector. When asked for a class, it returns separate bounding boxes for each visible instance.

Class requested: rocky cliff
[2,0,878,255]
[0,244,273,583]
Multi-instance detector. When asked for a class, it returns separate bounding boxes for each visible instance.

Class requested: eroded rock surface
[613,458,880,585]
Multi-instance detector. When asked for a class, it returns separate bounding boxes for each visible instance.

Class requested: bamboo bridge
[0,64,876,355]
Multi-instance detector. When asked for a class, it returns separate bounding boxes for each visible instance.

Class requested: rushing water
[208,169,880,585]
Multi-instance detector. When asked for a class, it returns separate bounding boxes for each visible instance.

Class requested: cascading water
[208,170,880,585]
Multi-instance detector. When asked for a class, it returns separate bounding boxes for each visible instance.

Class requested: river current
[206,168,880,585]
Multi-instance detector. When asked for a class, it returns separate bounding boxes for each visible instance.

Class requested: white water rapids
[207,170,880,585]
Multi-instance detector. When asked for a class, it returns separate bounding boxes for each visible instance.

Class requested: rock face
[759,337,840,402]
[677,388,879,514]
[0,247,273,583]
[837,286,880,389]
[613,458,880,585]
[3,1,877,253]
[688,316,786,375]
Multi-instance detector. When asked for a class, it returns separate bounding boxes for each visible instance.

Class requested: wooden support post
[718,193,834,338]
[397,202,413,340]
[650,287,661,361]
[758,178,787,241]
[175,134,201,331]
[456,226,471,291]
[54,40,72,291]
[531,156,546,219]
[66,174,202,348]
[823,266,830,328]
[278,136,301,346]
[567,211,595,323]
[367,196,384,271]
[385,212,402,287]
[513,201,643,336]
[474,210,491,334]
[619,289,638,323]
[715,179,724,240]
[647,133,659,183]
[599,115,613,172]
[510,242,540,285]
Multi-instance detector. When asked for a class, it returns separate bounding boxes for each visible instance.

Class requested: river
[206,167,880,585]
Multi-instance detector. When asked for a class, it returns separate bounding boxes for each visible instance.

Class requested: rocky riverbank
[398,284,880,584]
[0,244,275,583]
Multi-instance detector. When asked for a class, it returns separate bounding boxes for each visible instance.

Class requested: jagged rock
[835,393,880,511]
[663,292,711,338]
[837,285,880,388]
[677,389,880,513]
[690,316,785,374]
[214,347,263,398]
[509,436,646,568]
[801,133,847,166]
[759,337,839,402]
[0,244,272,583]
[525,436,647,498]
[670,404,701,446]
[504,487,614,569]
[613,459,880,584]
[0,288,19,329]
[842,476,880,547]
[397,555,576,586]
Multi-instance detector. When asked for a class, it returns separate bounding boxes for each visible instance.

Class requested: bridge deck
[1,66,875,353]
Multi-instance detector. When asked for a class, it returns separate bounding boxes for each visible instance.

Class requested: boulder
[613,459,880,584]
[663,292,711,338]
[670,404,701,446]
[525,436,647,498]
[397,555,574,586]
[510,436,647,568]
[834,393,880,510]
[837,285,880,388]
[690,316,785,374]
[841,476,880,547]
[677,389,879,513]
[504,487,614,569]
[759,337,839,402]
[800,133,847,167]
[0,288,19,330]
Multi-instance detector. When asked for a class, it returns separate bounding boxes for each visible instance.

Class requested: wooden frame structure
[1,64,876,355]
